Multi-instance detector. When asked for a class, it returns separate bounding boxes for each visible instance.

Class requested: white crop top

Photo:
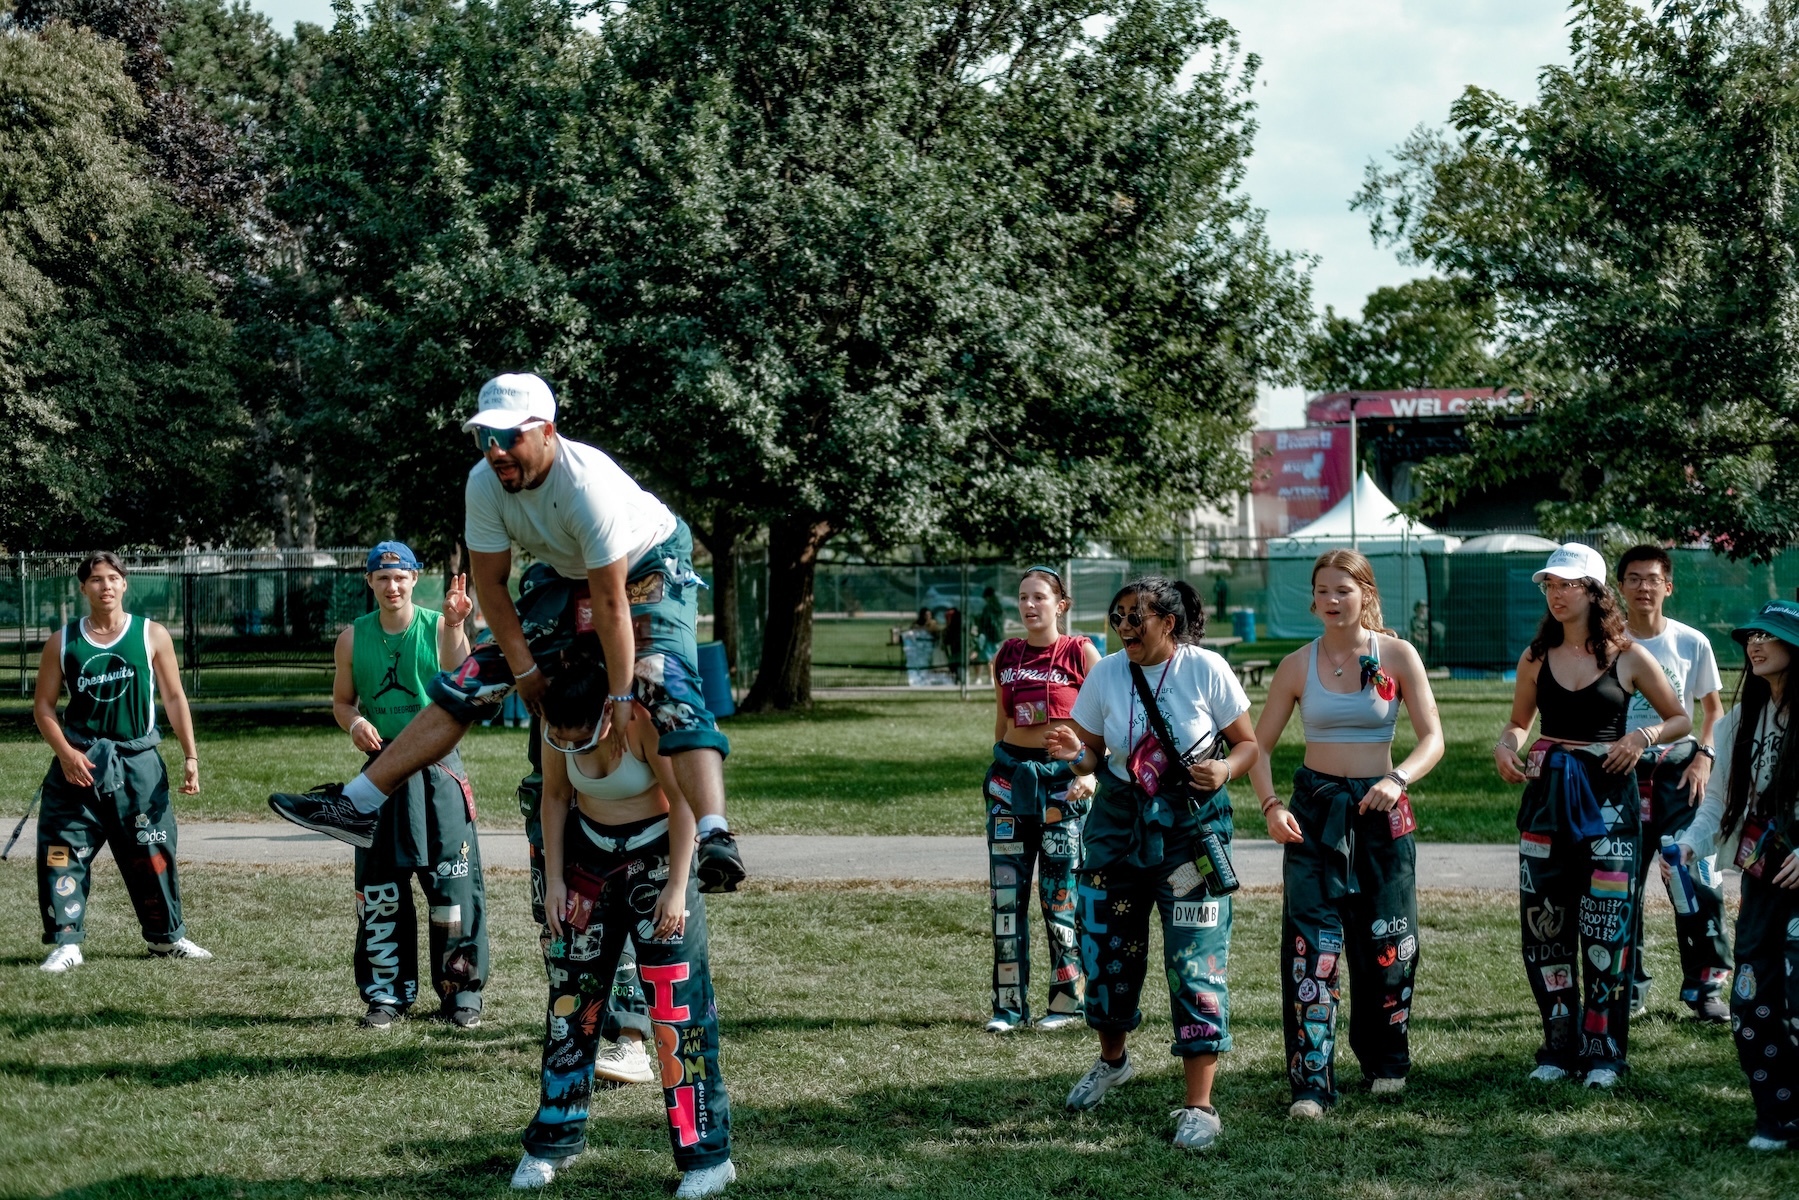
[563,746,657,801]
[1299,638,1400,744]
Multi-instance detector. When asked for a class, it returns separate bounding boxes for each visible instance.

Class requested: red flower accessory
[1360,656,1397,701]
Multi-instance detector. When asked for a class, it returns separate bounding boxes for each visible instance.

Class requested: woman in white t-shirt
[1045,577,1258,1152]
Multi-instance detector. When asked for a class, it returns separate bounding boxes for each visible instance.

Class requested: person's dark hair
[915,607,931,624]
[1526,579,1628,669]
[1616,544,1673,581]
[76,551,127,583]
[1111,576,1206,645]
[1020,568,1070,635]
[1721,644,1799,836]
[542,662,607,730]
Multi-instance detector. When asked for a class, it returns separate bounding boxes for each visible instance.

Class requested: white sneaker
[674,1160,736,1197]
[983,1016,1017,1034]
[1584,1067,1619,1090]
[148,937,213,960]
[1065,1054,1135,1111]
[1288,1099,1325,1119]
[594,1037,656,1085]
[40,945,83,972]
[1171,1106,1223,1149]
[1528,1064,1569,1083]
[511,1153,574,1189]
[1035,1012,1081,1032]
[1747,1134,1790,1152]
[1369,1077,1406,1096]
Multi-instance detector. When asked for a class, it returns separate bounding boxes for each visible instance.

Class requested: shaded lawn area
[0,865,1788,1199]
[1,683,1543,841]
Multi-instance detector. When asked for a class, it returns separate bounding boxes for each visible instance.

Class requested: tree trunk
[699,506,744,672]
[741,514,832,712]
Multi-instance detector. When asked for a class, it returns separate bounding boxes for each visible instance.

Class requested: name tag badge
[1129,736,1169,796]
[1736,819,1772,878]
[1387,792,1417,839]
[1014,699,1048,727]
[575,595,594,635]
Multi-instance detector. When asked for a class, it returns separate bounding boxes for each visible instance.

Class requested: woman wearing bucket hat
[1493,542,1690,1089]
[1672,600,1799,1150]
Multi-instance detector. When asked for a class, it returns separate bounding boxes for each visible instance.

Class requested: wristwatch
[1696,744,1717,761]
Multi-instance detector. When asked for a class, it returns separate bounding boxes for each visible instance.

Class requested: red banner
[1251,428,1351,539]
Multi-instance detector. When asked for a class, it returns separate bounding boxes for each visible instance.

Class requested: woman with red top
[983,567,1102,1033]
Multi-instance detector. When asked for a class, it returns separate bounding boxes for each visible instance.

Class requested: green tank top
[351,606,442,740]
[62,615,157,741]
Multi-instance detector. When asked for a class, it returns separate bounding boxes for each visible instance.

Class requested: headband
[1022,564,1062,581]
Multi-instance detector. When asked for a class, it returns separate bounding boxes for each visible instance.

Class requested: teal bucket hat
[1732,599,1799,647]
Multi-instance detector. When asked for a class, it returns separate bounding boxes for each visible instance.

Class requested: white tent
[1262,473,1462,639]
[1454,533,1561,555]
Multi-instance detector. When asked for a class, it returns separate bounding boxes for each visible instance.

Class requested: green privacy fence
[1420,548,1799,672]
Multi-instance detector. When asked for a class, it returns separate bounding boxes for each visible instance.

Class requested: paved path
[8,819,1533,889]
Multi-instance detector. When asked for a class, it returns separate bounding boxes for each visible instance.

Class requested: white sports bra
[563,746,657,801]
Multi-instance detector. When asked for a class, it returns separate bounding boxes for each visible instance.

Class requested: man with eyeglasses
[1615,544,1731,1021]
[268,373,745,897]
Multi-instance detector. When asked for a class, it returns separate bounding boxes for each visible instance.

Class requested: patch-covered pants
[426,523,728,757]
[985,751,1084,1024]
[1282,768,1419,1104]
[1518,755,1638,1074]
[37,743,184,946]
[520,755,650,1043]
[1078,842,1233,1057]
[524,812,730,1169]
[1630,743,1731,1008]
[1731,868,1799,1138]
[352,748,488,1013]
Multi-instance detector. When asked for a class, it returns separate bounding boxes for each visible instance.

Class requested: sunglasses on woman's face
[542,723,602,754]
[1108,608,1149,630]
[1746,630,1783,646]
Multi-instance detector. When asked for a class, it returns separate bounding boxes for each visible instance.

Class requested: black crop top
[1536,657,1629,742]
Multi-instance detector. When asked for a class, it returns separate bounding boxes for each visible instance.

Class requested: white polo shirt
[464,437,676,580]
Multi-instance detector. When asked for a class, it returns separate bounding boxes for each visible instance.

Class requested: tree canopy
[1305,277,1500,392]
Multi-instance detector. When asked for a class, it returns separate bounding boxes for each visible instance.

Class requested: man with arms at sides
[268,373,744,893]
[335,541,490,1028]
[1615,545,1731,1021]
[34,551,209,971]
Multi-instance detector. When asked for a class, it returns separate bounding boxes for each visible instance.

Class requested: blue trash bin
[1231,608,1257,644]
[696,641,736,719]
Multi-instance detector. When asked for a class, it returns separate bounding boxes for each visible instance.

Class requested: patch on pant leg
[1539,963,1575,991]
[1578,895,1629,941]
[992,863,1018,886]
[430,905,462,938]
[1589,869,1630,899]
[996,962,1020,985]
[1735,965,1756,1000]
[1172,900,1219,929]
[45,845,70,868]
[992,887,1017,909]
[1520,833,1551,858]
[538,1066,593,1125]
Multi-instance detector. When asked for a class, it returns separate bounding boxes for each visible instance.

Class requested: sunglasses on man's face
[472,422,542,455]
[542,723,602,754]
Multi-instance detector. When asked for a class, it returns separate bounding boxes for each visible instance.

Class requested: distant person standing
[983,567,1101,1033]
[333,542,489,1028]
[1614,545,1730,1021]
[34,552,210,971]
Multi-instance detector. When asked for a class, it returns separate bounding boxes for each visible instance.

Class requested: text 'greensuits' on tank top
[62,615,156,742]
[351,607,443,741]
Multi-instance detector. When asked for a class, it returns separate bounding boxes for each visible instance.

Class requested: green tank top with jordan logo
[62,614,157,741]
[351,607,442,740]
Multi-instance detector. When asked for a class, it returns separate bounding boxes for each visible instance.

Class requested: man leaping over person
[268,372,745,893]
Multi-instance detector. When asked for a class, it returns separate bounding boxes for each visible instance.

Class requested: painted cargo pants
[1731,862,1799,1141]
[524,811,731,1169]
[985,744,1085,1025]
[37,731,185,946]
[1282,767,1419,1105]
[521,727,651,1043]
[352,747,488,1015]
[1630,742,1732,1009]
[1518,746,1639,1075]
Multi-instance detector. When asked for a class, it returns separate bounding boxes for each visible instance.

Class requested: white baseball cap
[1532,542,1607,585]
[462,373,557,431]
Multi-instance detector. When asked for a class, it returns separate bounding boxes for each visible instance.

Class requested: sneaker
[594,1036,656,1084]
[1171,1106,1223,1150]
[1690,996,1730,1024]
[269,785,378,849]
[674,1161,736,1198]
[1584,1067,1620,1089]
[1065,1054,1135,1111]
[1288,1099,1325,1119]
[39,945,82,972]
[511,1152,574,1189]
[362,1003,400,1029]
[1369,1077,1406,1096]
[696,830,746,894]
[1529,1064,1569,1083]
[1629,985,1649,1019]
[984,1017,1018,1034]
[1747,1133,1789,1152]
[148,937,212,960]
[1035,1012,1081,1032]
[444,1006,481,1029]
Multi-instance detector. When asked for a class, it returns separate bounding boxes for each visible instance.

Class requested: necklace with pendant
[1322,636,1360,677]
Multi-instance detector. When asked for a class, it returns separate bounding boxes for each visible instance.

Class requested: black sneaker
[268,784,378,849]
[361,1003,400,1029]
[696,829,746,894]
[1690,995,1731,1024]
[443,1006,481,1029]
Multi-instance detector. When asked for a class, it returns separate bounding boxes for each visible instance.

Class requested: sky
[248,0,1576,426]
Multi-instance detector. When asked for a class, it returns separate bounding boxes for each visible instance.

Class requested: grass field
[1,680,1553,841]
[0,866,1790,1198]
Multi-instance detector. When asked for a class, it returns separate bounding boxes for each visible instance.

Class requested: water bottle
[1196,823,1240,896]
[1662,835,1697,915]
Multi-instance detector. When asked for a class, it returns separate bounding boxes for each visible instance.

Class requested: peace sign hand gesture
[443,573,473,627]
